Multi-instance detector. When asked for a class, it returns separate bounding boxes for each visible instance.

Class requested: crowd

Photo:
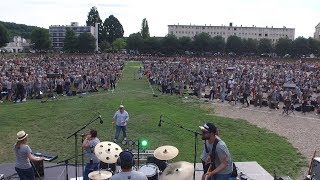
[143,55,320,114]
[2,53,320,115]
[0,54,129,103]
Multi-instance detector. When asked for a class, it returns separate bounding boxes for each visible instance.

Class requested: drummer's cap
[199,123,217,133]
[119,151,134,166]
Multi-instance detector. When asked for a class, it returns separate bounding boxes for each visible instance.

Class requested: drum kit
[88,141,194,180]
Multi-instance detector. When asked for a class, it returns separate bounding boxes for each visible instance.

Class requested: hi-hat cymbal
[160,161,194,180]
[154,145,179,160]
[94,141,122,163]
[88,170,112,180]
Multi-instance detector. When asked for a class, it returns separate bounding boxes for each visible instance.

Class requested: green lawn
[0,61,305,178]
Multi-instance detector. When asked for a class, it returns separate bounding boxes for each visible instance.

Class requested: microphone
[158,115,162,127]
[99,115,103,124]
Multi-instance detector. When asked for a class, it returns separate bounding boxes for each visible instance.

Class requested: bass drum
[138,163,159,180]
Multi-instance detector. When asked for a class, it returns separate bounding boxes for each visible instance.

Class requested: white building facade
[1,36,29,53]
[314,23,320,40]
[49,22,98,51]
[168,23,295,43]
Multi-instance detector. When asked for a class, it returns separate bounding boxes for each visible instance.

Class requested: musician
[14,130,45,180]
[112,104,129,142]
[82,129,100,180]
[199,123,233,180]
[200,123,221,180]
[111,151,147,180]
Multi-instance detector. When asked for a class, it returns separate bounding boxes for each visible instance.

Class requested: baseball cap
[119,105,124,108]
[119,151,134,166]
[199,123,217,133]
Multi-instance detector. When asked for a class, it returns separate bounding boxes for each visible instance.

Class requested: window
[234,28,237,30]
[259,33,262,36]
[265,34,268,37]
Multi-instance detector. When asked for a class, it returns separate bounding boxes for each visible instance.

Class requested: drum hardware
[138,163,159,180]
[88,170,112,180]
[154,145,179,161]
[160,161,194,180]
[94,141,122,164]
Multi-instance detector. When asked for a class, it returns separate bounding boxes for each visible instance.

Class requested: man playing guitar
[200,123,233,180]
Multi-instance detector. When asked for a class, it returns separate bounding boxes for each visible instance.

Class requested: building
[314,23,320,40]
[168,22,295,43]
[0,36,30,53]
[49,22,98,51]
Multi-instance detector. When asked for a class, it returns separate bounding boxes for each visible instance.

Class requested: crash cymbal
[94,141,122,163]
[154,145,179,160]
[160,161,194,180]
[88,170,112,180]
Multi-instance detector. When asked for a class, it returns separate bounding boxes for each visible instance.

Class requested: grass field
[0,61,305,178]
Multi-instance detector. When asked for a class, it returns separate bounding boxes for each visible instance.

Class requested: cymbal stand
[161,115,201,180]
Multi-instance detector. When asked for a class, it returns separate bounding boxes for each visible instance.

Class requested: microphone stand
[57,153,86,180]
[66,115,101,180]
[160,115,201,180]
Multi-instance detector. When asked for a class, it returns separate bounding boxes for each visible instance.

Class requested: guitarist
[200,123,233,180]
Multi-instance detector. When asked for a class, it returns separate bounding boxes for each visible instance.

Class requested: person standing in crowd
[200,123,233,180]
[111,151,147,180]
[200,123,221,180]
[113,105,129,142]
[82,129,100,180]
[14,131,45,180]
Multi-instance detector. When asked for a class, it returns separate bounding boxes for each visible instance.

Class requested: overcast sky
[1,0,319,38]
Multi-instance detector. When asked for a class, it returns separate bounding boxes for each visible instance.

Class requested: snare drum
[139,163,159,180]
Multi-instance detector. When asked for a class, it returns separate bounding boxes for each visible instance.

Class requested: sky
[1,0,319,38]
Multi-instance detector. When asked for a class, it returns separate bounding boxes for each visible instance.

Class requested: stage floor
[0,161,273,180]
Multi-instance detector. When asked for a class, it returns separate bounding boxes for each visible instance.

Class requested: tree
[86,6,103,42]
[77,33,96,53]
[178,36,192,53]
[63,28,77,53]
[30,28,51,51]
[226,35,243,54]
[0,22,9,48]
[143,37,161,54]
[275,38,292,56]
[192,33,212,53]
[112,38,126,51]
[242,38,258,54]
[211,36,225,53]
[308,37,320,56]
[291,37,310,57]
[103,15,124,44]
[126,33,144,51]
[160,34,179,55]
[99,40,111,52]
[257,38,273,54]
[141,18,150,39]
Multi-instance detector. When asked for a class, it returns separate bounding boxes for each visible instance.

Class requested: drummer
[82,129,100,180]
[111,151,147,180]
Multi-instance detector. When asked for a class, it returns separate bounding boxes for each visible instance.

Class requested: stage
[0,161,274,180]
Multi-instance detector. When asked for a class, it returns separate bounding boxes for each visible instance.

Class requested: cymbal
[160,161,194,180]
[94,141,122,163]
[88,170,112,180]
[154,145,179,160]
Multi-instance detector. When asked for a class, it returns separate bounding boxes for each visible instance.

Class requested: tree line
[1,6,320,57]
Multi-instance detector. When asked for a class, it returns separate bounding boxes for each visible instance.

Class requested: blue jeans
[115,125,127,140]
[211,173,233,180]
[15,167,35,180]
[83,162,99,180]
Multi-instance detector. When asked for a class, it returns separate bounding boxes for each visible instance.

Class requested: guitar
[205,163,215,180]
